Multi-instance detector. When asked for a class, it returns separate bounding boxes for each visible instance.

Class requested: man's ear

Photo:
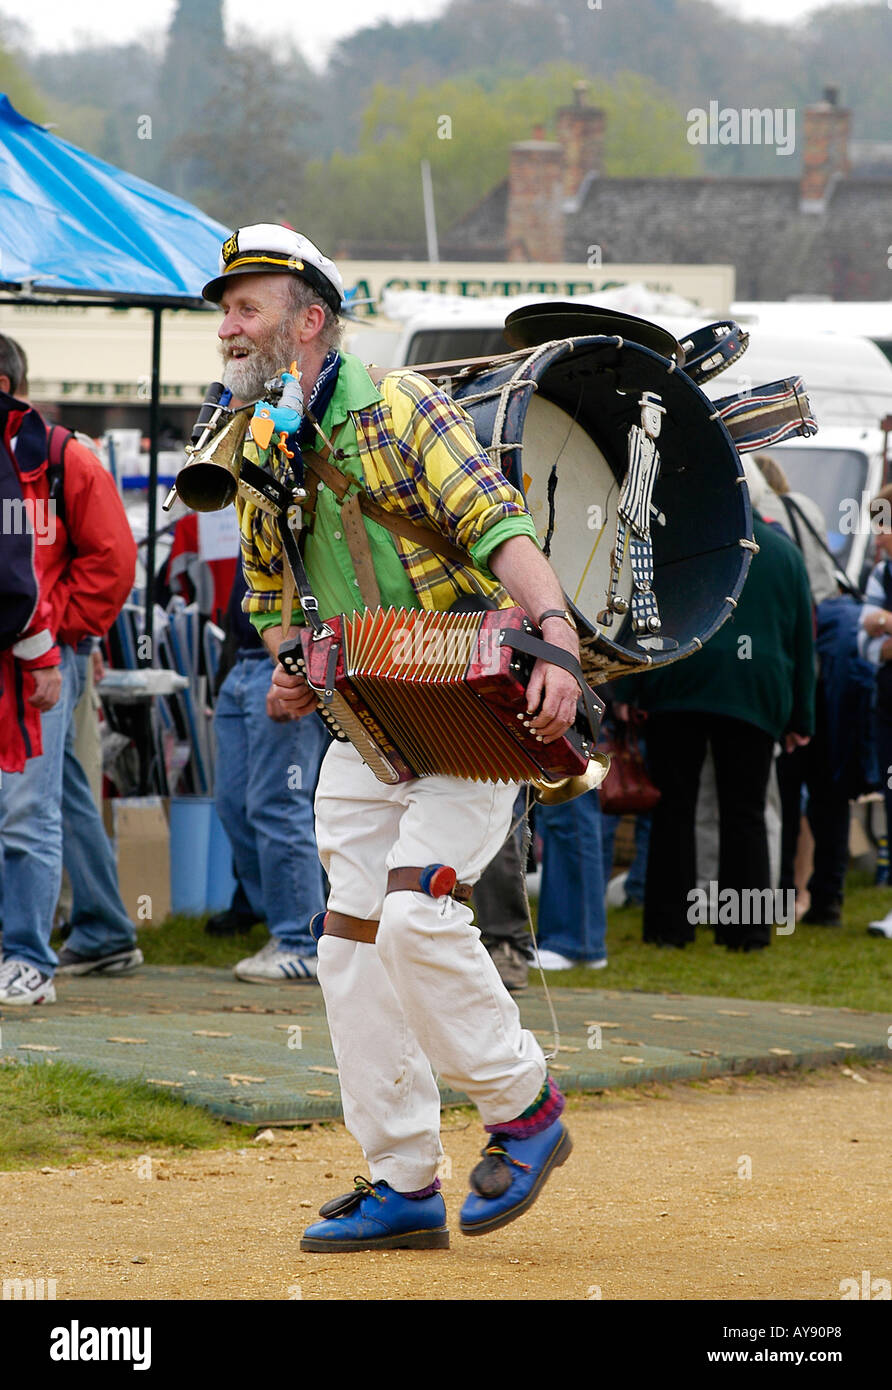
[297,303,327,345]
[0,376,10,395]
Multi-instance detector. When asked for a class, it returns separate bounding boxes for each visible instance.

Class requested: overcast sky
[3,0,882,66]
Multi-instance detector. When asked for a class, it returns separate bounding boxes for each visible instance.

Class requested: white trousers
[313,741,546,1192]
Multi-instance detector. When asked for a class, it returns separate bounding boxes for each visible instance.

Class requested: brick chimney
[800,86,851,210]
[555,81,606,198]
[506,139,565,262]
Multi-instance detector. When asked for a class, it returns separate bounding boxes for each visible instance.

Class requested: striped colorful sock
[485,1075,565,1139]
[400,1177,442,1200]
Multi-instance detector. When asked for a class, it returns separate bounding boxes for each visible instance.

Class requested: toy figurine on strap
[249,365,304,456]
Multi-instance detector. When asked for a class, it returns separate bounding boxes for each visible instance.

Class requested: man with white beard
[208,241,330,984]
[203,224,580,1251]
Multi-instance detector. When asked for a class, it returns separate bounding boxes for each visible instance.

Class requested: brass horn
[533,751,611,806]
[173,410,251,512]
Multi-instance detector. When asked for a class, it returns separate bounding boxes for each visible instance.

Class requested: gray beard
[220,322,300,402]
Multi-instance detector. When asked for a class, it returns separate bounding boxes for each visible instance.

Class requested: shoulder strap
[46,425,73,531]
[780,493,862,603]
[302,422,470,569]
[779,494,804,552]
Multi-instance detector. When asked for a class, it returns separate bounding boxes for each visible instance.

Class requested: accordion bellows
[283,606,598,786]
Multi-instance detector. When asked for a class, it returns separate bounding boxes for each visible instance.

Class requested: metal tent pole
[143,304,163,659]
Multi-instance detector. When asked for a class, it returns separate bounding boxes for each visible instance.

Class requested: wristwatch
[538,608,576,629]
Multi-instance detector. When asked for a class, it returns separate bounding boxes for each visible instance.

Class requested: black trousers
[644,711,776,948]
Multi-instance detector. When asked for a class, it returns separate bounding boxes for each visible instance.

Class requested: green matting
[1,966,888,1124]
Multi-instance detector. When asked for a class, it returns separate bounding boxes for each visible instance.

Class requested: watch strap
[537,608,576,628]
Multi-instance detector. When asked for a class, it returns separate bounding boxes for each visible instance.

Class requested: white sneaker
[606,871,629,909]
[0,959,56,1006]
[867,912,892,939]
[533,948,577,971]
[234,938,318,984]
[587,957,608,970]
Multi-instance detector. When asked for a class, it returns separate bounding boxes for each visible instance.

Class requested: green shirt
[248,353,536,632]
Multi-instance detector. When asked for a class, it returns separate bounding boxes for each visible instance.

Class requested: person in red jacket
[0,337,142,1006]
[0,355,62,772]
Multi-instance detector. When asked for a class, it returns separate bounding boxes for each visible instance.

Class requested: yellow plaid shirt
[237,353,538,628]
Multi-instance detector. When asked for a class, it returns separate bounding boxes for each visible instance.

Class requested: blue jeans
[535,787,607,962]
[601,812,652,903]
[214,654,327,953]
[0,645,135,974]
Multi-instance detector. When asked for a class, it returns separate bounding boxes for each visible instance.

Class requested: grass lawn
[12,866,882,1174]
[537,869,892,1012]
[0,1058,256,1171]
[129,870,892,1013]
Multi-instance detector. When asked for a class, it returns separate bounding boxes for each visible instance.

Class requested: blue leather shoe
[300,1177,450,1252]
[460,1117,572,1236]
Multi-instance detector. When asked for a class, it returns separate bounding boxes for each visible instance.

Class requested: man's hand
[784,732,811,754]
[862,609,892,638]
[266,684,292,723]
[270,661,318,720]
[523,615,581,743]
[28,665,62,712]
[487,536,584,743]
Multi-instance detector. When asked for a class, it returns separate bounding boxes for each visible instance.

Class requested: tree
[299,66,700,249]
[172,39,319,226]
[0,41,46,124]
[157,0,227,198]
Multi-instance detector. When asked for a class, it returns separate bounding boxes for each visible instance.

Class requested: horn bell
[174,411,250,512]
[533,751,610,806]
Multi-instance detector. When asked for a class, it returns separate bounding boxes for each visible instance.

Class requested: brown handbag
[598,715,661,816]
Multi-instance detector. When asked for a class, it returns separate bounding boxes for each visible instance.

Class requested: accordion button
[333,530,342,540]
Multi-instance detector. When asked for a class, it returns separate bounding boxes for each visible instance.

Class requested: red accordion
[278,607,602,786]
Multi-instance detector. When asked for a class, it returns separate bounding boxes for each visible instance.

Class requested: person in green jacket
[621,515,816,951]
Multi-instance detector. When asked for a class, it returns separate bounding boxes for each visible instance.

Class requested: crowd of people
[0,336,142,1007]
[3,306,892,1020]
[4,220,892,1244]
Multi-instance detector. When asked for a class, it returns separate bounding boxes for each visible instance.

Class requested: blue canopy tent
[0,92,229,632]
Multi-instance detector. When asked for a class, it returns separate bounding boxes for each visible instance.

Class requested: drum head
[503,302,684,362]
[520,397,633,624]
[452,335,753,680]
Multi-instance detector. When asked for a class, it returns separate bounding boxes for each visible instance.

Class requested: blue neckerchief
[298,350,340,449]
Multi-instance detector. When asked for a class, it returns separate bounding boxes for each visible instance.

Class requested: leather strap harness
[313,865,473,944]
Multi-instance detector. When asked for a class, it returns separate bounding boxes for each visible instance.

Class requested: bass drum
[448,335,754,682]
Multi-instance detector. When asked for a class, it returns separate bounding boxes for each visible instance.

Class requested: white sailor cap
[202,223,345,313]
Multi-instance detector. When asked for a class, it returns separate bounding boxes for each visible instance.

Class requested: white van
[732,300,892,367]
